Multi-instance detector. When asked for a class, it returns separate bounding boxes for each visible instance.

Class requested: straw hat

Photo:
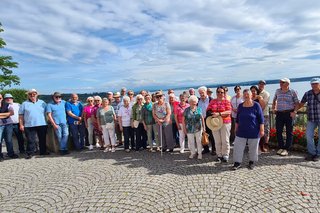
[206,116,223,131]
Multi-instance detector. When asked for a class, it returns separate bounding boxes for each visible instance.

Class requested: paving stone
[0,148,319,212]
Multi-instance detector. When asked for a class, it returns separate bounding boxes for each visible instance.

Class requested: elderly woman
[169,93,179,147]
[142,94,158,152]
[96,98,117,152]
[152,91,174,152]
[250,85,266,152]
[174,94,190,153]
[118,96,134,152]
[92,96,104,148]
[207,86,232,162]
[230,86,244,144]
[232,89,264,170]
[132,94,147,151]
[182,95,205,159]
[83,96,95,150]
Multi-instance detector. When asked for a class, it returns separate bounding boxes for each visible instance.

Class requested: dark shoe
[222,157,229,163]
[0,155,4,162]
[168,149,174,152]
[313,156,320,162]
[202,149,210,154]
[215,157,222,162]
[211,151,216,156]
[232,162,241,170]
[40,152,50,156]
[248,161,255,170]
[162,149,167,152]
[9,154,19,159]
[25,154,32,159]
[305,155,315,161]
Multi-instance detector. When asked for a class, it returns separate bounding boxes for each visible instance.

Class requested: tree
[0,22,20,90]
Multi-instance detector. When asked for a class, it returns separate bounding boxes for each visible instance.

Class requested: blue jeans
[306,121,320,156]
[55,123,69,151]
[69,123,85,150]
[276,111,294,150]
[0,124,15,157]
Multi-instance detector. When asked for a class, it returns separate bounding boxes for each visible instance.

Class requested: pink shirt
[83,105,95,120]
[174,103,190,124]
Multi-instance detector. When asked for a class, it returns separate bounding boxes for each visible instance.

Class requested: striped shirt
[273,89,299,111]
[301,90,320,122]
[206,99,232,123]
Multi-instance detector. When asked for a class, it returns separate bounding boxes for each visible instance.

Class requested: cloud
[1,0,320,93]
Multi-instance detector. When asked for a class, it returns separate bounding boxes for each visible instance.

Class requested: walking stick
[159,123,163,157]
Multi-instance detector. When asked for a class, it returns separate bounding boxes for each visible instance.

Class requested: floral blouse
[183,107,202,133]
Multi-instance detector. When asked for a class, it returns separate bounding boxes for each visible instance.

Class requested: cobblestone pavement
[0,147,319,213]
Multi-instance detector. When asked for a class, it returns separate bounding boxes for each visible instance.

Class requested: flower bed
[269,127,317,151]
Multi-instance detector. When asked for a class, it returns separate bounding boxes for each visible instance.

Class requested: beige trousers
[212,123,231,158]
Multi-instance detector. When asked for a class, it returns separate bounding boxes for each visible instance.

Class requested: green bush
[1,88,27,104]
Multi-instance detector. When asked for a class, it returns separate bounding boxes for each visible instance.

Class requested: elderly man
[197,86,214,154]
[258,80,270,152]
[47,92,69,155]
[19,89,48,159]
[0,94,18,161]
[4,93,25,154]
[112,92,123,146]
[298,78,320,161]
[272,78,299,156]
[120,87,127,102]
[66,93,85,150]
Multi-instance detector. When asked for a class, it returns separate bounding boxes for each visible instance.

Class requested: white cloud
[1,0,320,93]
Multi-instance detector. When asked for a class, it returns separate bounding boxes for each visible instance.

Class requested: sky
[0,0,320,94]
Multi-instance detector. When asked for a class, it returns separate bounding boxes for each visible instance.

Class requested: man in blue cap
[298,77,320,161]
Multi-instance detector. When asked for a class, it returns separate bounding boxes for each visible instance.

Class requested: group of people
[0,77,319,170]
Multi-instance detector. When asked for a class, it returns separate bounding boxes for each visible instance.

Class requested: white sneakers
[89,145,93,150]
[277,149,289,156]
[111,147,115,153]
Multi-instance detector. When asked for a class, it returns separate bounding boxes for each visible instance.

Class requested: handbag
[201,132,209,146]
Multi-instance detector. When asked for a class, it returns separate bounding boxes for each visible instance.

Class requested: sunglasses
[217,91,225,94]
[54,96,62,99]
[280,81,286,84]
[88,100,93,102]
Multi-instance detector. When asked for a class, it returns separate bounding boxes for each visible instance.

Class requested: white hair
[94,96,102,101]
[122,96,130,102]
[198,86,207,92]
[188,95,198,104]
[169,93,175,98]
[86,96,94,102]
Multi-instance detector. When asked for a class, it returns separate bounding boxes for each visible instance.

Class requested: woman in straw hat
[206,86,232,163]
[232,89,264,170]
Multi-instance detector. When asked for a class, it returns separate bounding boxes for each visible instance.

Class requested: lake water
[159,81,312,101]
